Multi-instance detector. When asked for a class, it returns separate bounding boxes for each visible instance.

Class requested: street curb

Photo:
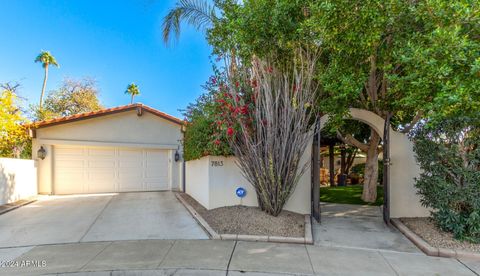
[175,193,221,240]
[391,218,480,261]
[175,192,310,244]
[0,197,37,216]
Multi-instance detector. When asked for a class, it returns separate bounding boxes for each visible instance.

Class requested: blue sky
[0,0,214,119]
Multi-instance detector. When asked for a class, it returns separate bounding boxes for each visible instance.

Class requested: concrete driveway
[0,192,208,248]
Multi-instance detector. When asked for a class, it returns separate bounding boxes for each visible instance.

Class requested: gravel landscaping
[401,217,480,253]
[180,193,305,237]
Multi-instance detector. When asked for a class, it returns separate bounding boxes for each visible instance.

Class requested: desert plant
[412,117,480,242]
[216,52,318,216]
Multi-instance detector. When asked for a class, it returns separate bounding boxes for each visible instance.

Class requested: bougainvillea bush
[412,117,480,242]
[182,69,233,161]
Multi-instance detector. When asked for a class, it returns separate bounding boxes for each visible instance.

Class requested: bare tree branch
[336,130,370,152]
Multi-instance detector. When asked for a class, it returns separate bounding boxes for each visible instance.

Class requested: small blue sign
[236,187,246,198]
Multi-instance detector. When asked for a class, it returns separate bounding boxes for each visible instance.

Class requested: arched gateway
[316,108,429,220]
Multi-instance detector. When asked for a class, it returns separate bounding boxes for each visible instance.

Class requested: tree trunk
[329,143,335,186]
[131,94,134,104]
[39,65,49,110]
[345,148,357,175]
[362,130,381,203]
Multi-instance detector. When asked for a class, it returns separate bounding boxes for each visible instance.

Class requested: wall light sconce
[174,151,180,162]
[37,146,47,160]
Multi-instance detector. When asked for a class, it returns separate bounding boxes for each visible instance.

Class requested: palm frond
[162,0,217,45]
[34,50,59,68]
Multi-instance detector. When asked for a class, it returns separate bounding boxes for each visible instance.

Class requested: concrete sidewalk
[0,239,477,276]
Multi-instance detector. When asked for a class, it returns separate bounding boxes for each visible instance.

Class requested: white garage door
[53,145,170,194]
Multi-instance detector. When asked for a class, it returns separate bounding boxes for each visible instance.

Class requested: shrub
[412,117,480,242]
[216,53,319,216]
[182,72,233,161]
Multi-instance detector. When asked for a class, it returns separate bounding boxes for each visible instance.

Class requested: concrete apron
[0,192,208,248]
[0,240,476,276]
[313,203,420,253]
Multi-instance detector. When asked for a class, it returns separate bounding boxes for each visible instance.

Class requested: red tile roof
[29,103,184,129]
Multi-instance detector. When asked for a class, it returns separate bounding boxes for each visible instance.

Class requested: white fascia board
[35,138,179,150]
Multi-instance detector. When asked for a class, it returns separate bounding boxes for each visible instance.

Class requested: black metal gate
[312,121,321,222]
[382,113,391,224]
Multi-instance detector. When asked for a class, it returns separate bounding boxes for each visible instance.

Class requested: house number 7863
[211,161,224,167]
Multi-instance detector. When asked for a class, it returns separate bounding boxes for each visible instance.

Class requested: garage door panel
[88,181,116,193]
[88,170,116,180]
[118,149,142,158]
[145,170,168,178]
[56,160,85,168]
[118,170,143,179]
[56,170,84,179]
[88,160,116,168]
[88,148,115,157]
[54,145,170,194]
[119,160,142,168]
[119,181,145,192]
[55,146,85,156]
[145,180,168,190]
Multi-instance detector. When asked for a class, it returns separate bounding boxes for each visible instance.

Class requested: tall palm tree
[125,83,140,104]
[162,0,217,44]
[35,51,59,110]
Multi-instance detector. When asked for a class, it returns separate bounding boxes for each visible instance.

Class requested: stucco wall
[33,110,183,194]
[185,157,210,208]
[320,108,429,218]
[185,142,312,214]
[0,158,37,205]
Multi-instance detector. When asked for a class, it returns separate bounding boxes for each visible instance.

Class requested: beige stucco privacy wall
[320,108,430,218]
[186,142,312,215]
[0,158,37,205]
[32,109,184,195]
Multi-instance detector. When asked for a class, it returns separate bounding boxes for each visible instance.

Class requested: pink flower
[227,127,234,136]
[240,106,248,115]
[214,139,221,145]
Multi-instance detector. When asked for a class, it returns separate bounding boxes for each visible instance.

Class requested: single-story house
[30,104,185,195]
[29,105,428,219]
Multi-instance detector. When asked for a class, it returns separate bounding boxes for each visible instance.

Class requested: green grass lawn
[320,185,384,206]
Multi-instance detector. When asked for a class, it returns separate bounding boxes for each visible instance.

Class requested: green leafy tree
[303,0,480,202]
[0,83,30,158]
[205,0,479,203]
[208,0,312,65]
[125,83,140,104]
[35,51,59,110]
[33,78,103,121]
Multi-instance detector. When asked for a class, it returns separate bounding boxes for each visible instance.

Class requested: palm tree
[162,1,238,74]
[35,51,59,110]
[125,83,140,104]
[162,0,217,44]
